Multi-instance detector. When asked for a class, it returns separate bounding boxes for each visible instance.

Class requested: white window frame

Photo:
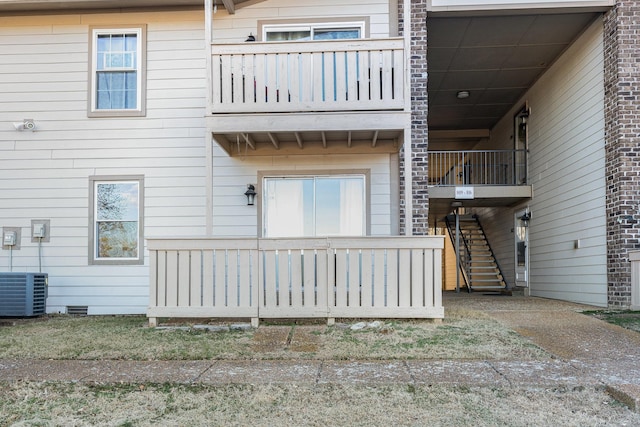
[260,171,369,238]
[89,176,144,265]
[88,26,146,117]
[259,18,369,42]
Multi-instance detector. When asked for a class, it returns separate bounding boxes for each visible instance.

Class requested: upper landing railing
[210,38,406,114]
[429,150,527,186]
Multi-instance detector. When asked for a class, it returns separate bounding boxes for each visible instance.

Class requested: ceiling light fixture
[456,91,470,99]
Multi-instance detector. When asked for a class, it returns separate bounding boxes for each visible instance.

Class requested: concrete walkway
[2,293,640,410]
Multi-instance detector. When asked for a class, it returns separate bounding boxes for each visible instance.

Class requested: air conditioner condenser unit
[0,273,48,317]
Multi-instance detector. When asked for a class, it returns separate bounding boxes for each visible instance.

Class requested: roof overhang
[0,0,264,14]
[427,0,614,15]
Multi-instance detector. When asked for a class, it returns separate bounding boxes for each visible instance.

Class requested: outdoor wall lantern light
[244,184,257,206]
[520,212,531,227]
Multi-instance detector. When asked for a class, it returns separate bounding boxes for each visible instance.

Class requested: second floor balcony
[211,38,405,114]
[206,38,409,156]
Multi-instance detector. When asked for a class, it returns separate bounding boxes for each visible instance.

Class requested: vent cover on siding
[66,306,88,316]
[0,273,48,317]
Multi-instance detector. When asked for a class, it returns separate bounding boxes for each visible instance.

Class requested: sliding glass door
[263,175,365,238]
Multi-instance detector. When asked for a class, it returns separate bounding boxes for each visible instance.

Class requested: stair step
[470,285,507,290]
[447,214,508,292]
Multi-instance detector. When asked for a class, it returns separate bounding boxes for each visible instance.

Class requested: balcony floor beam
[267,132,280,149]
[207,111,410,134]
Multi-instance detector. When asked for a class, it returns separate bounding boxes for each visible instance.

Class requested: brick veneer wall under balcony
[399,0,429,236]
[604,2,640,307]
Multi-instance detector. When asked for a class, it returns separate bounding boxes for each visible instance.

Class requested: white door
[515,209,529,287]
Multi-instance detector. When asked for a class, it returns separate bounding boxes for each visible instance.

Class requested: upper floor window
[89,26,146,117]
[260,19,367,42]
[89,176,144,265]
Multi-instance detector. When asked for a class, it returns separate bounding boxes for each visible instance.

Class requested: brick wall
[399,0,429,236]
[604,1,640,307]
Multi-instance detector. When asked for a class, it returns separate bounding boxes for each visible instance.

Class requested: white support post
[206,132,214,235]
[403,0,411,115]
[205,0,213,116]
[205,0,214,235]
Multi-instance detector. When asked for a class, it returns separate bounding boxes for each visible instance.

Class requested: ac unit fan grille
[0,273,48,317]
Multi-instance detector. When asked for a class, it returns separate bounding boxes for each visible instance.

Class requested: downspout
[402,0,413,235]
[205,0,214,235]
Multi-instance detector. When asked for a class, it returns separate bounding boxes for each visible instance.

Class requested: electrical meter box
[33,223,46,238]
[3,232,16,246]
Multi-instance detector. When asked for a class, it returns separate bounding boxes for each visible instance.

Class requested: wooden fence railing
[147,236,444,326]
[211,38,405,114]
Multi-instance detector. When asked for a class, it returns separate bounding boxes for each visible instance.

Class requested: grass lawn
[2,382,638,427]
[584,310,640,333]
[3,304,640,425]
[0,307,547,361]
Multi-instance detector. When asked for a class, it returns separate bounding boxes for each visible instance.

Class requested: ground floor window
[263,175,365,238]
[89,176,144,265]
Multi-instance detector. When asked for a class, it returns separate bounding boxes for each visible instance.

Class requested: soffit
[0,0,260,13]
[427,12,601,140]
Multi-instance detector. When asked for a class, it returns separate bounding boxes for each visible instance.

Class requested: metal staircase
[445,214,508,292]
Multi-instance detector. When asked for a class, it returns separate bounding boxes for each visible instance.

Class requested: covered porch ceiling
[208,111,409,156]
[213,129,403,156]
[427,10,603,151]
[427,8,606,222]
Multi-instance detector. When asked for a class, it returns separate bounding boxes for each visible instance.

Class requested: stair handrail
[444,215,472,291]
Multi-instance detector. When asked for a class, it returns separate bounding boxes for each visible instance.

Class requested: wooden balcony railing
[211,38,406,114]
[147,236,444,326]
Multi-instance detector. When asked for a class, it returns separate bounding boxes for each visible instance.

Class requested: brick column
[604,2,640,307]
[399,0,429,236]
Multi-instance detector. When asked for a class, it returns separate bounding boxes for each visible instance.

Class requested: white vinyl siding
[525,20,606,306]
[476,19,607,306]
[0,12,207,314]
[211,149,392,238]
[0,1,395,314]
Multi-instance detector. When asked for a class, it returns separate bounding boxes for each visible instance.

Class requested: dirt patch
[251,326,291,352]
[289,326,323,352]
